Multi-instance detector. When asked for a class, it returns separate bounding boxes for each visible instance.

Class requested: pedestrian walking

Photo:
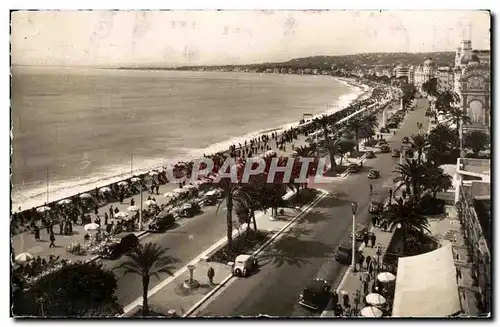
[365,255,372,269]
[94,205,98,215]
[354,290,361,312]
[156,185,160,195]
[59,221,64,235]
[371,216,377,227]
[109,205,114,219]
[331,290,339,307]
[34,226,40,242]
[131,198,135,206]
[104,212,109,226]
[358,253,365,271]
[49,232,56,248]
[363,232,369,247]
[368,261,374,277]
[456,267,462,282]
[342,292,350,309]
[207,266,215,286]
[370,233,377,247]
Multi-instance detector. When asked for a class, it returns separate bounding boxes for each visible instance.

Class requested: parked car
[365,151,375,159]
[387,122,398,128]
[369,201,383,214]
[367,169,380,179]
[299,278,331,311]
[391,149,401,157]
[102,233,139,259]
[377,139,388,146]
[347,164,360,173]
[402,136,410,144]
[232,254,258,277]
[179,202,201,218]
[335,240,361,265]
[148,212,175,232]
[203,189,218,206]
[380,145,391,153]
[352,225,369,242]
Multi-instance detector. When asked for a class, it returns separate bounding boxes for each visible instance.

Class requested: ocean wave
[11,80,367,212]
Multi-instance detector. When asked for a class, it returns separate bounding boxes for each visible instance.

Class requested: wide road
[101,203,229,305]
[195,99,429,317]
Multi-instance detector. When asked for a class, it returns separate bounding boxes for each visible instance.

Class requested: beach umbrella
[79,193,92,199]
[149,171,159,176]
[115,212,128,219]
[117,181,128,187]
[360,306,383,318]
[15,252,34,264]
[36,206,51,213]
[144,200,156,207]
[57,199,72,205]
[163,192,177,198]
[84,222,100,232]
[173,188,188,194]
[127,205,140,212]
[377,272,396,283]
[184,184,196,190]
[131,177,140,183]
[366,293,386,306]
[100,187,112,193]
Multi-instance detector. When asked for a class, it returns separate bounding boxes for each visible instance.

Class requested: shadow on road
[258,228,334,268]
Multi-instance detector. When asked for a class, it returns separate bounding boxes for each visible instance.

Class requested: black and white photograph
[9,8,492,319]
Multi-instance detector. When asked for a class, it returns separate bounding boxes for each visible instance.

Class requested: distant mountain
[268,52,455,69]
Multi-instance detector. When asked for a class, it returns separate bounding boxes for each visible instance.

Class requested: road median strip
[182,189,328,317]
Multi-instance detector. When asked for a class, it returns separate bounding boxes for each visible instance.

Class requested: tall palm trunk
[226,191,233,250]
[142,276,150,316]
[329,150,337,172]
[355,132,360,153]
[251,209,257,232]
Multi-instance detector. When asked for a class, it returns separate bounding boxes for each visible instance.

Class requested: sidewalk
[122,189,327,317]
[321,224,396,317]
[12,181,179,262]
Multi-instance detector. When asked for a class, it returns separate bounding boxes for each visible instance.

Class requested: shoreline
[11,76,375,214]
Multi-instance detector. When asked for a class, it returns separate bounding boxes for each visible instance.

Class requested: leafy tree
[314,115,338,172]
[337,139,356,166]
[422,163,453,199]
[380,201,430,255]
[410,134,427,164]
[345,115,365,153]
[115,243,176,316]
[422,78,439,97]
[12,261,123,317]
[425,124,459,165]
[401,83,417,110]
[464,130,490,157]
[393,158,426,202]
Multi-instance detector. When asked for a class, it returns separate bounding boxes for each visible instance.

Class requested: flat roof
[458,158,490,176]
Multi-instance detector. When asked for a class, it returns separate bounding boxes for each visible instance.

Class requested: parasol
[130,177,140,183]
[15,252,34,264]
[365,293,386,306]
[114,212,128,219]
[79,193,92,199]
[127,206,140,212]
[377,272,396,283]
[173,188,188,194]
[117,181,128,187]
[100,187,112,193]
[58,199,72,205]
[360,306,383,317]
[144,200,156,207]
[84,222,100,232]
[36,206,51,213]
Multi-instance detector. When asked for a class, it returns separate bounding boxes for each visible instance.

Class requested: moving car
[335,240,361,265]
[102,233,139,259]
[365,150,375,159]
[402,136,410,144]
[347,164,360,173]
[380,145,391,153]
[367,169,380,179]
[232,254,258,277]
[148,212,175,232]
[377,139,388,146]
[179,202,201,218]
[299,278,331,311]
[391,149,401,157]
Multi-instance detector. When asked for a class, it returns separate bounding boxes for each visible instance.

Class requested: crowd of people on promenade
[12,83,394,245]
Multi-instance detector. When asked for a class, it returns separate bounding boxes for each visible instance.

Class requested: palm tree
[422,163,453,198]
[425,123,458,165]
[114,243,176,316]
[359,114,379,142]
[393,158,426,202]
[314,115,338,173]
[410,134,427,164]
[381,201,430,255]
[345,115,364,153]
[445,105,472,142]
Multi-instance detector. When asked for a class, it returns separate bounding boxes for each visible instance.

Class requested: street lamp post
[351,202,358,272]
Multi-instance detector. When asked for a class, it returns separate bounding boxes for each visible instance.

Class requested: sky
[10,10,491,67]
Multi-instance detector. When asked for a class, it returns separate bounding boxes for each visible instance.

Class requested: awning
[392,244,461,317]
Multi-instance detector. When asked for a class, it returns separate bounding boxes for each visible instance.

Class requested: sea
[11,66,365,211]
